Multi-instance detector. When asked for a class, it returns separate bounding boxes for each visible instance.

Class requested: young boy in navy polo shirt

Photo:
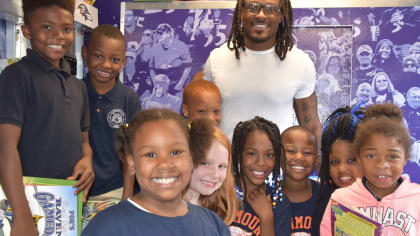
[0,0,94,235]
[82,25,141,200]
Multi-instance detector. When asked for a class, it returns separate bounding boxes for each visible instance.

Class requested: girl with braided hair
[311,104,365,235]
[229,116,290,236]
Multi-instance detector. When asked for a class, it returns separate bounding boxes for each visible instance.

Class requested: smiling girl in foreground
[320,105,420,235]
[229,116,290,236]
[82,109,230,236]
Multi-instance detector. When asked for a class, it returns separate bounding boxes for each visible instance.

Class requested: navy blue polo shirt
[83,74,141,196]
[0,49,90,179]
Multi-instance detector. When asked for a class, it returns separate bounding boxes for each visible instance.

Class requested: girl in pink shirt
[321,104,420,236]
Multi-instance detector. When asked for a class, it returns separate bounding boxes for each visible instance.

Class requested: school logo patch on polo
[107,109,126,128]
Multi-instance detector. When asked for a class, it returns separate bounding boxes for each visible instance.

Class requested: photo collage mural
[92,1,420,183]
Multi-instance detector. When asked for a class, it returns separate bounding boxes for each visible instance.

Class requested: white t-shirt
[203,44,316,138]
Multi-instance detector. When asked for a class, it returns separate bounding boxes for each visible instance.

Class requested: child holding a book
[281,126,320,235]
[320,104,420,235]
[312,104,365,235]
[184,118,237,225]
[0,1,93,235]
[82,108,230,235]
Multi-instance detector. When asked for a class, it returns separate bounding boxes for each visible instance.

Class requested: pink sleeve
[320,198,332,236]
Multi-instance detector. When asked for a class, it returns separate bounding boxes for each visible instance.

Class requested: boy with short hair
[182,78,222,126]
[82,24,141,200]
[0,0,93,235]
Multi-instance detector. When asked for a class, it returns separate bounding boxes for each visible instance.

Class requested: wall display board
[117,0,420,183]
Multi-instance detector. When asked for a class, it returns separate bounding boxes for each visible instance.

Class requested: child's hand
[11,214,38,236]
[247,187,274,221]
[67,155,95,202]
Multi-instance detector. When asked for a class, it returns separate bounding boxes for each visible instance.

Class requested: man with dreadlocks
[202,0,321,151]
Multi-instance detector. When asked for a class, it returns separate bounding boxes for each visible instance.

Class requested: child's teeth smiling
[375,175,392,183]
[291,165,305,170]
[340,176,352,181]
[98,70,110,77]
[201,180,217,187]
[252,170,265,176]
[48,45,63,49]
[153,177,177,184]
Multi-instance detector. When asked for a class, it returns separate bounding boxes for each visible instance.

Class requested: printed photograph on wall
[294,6,420,182]
[123,8,233,112]
[293,26,352,123]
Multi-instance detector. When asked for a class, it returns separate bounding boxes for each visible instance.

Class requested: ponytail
[114,124,131,160]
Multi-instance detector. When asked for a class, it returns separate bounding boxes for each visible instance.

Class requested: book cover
[0,177,82,236]
[331,199,382,236]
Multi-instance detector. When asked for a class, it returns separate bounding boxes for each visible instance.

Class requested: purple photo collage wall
[93,1,420,183]
[295,7,420,183]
